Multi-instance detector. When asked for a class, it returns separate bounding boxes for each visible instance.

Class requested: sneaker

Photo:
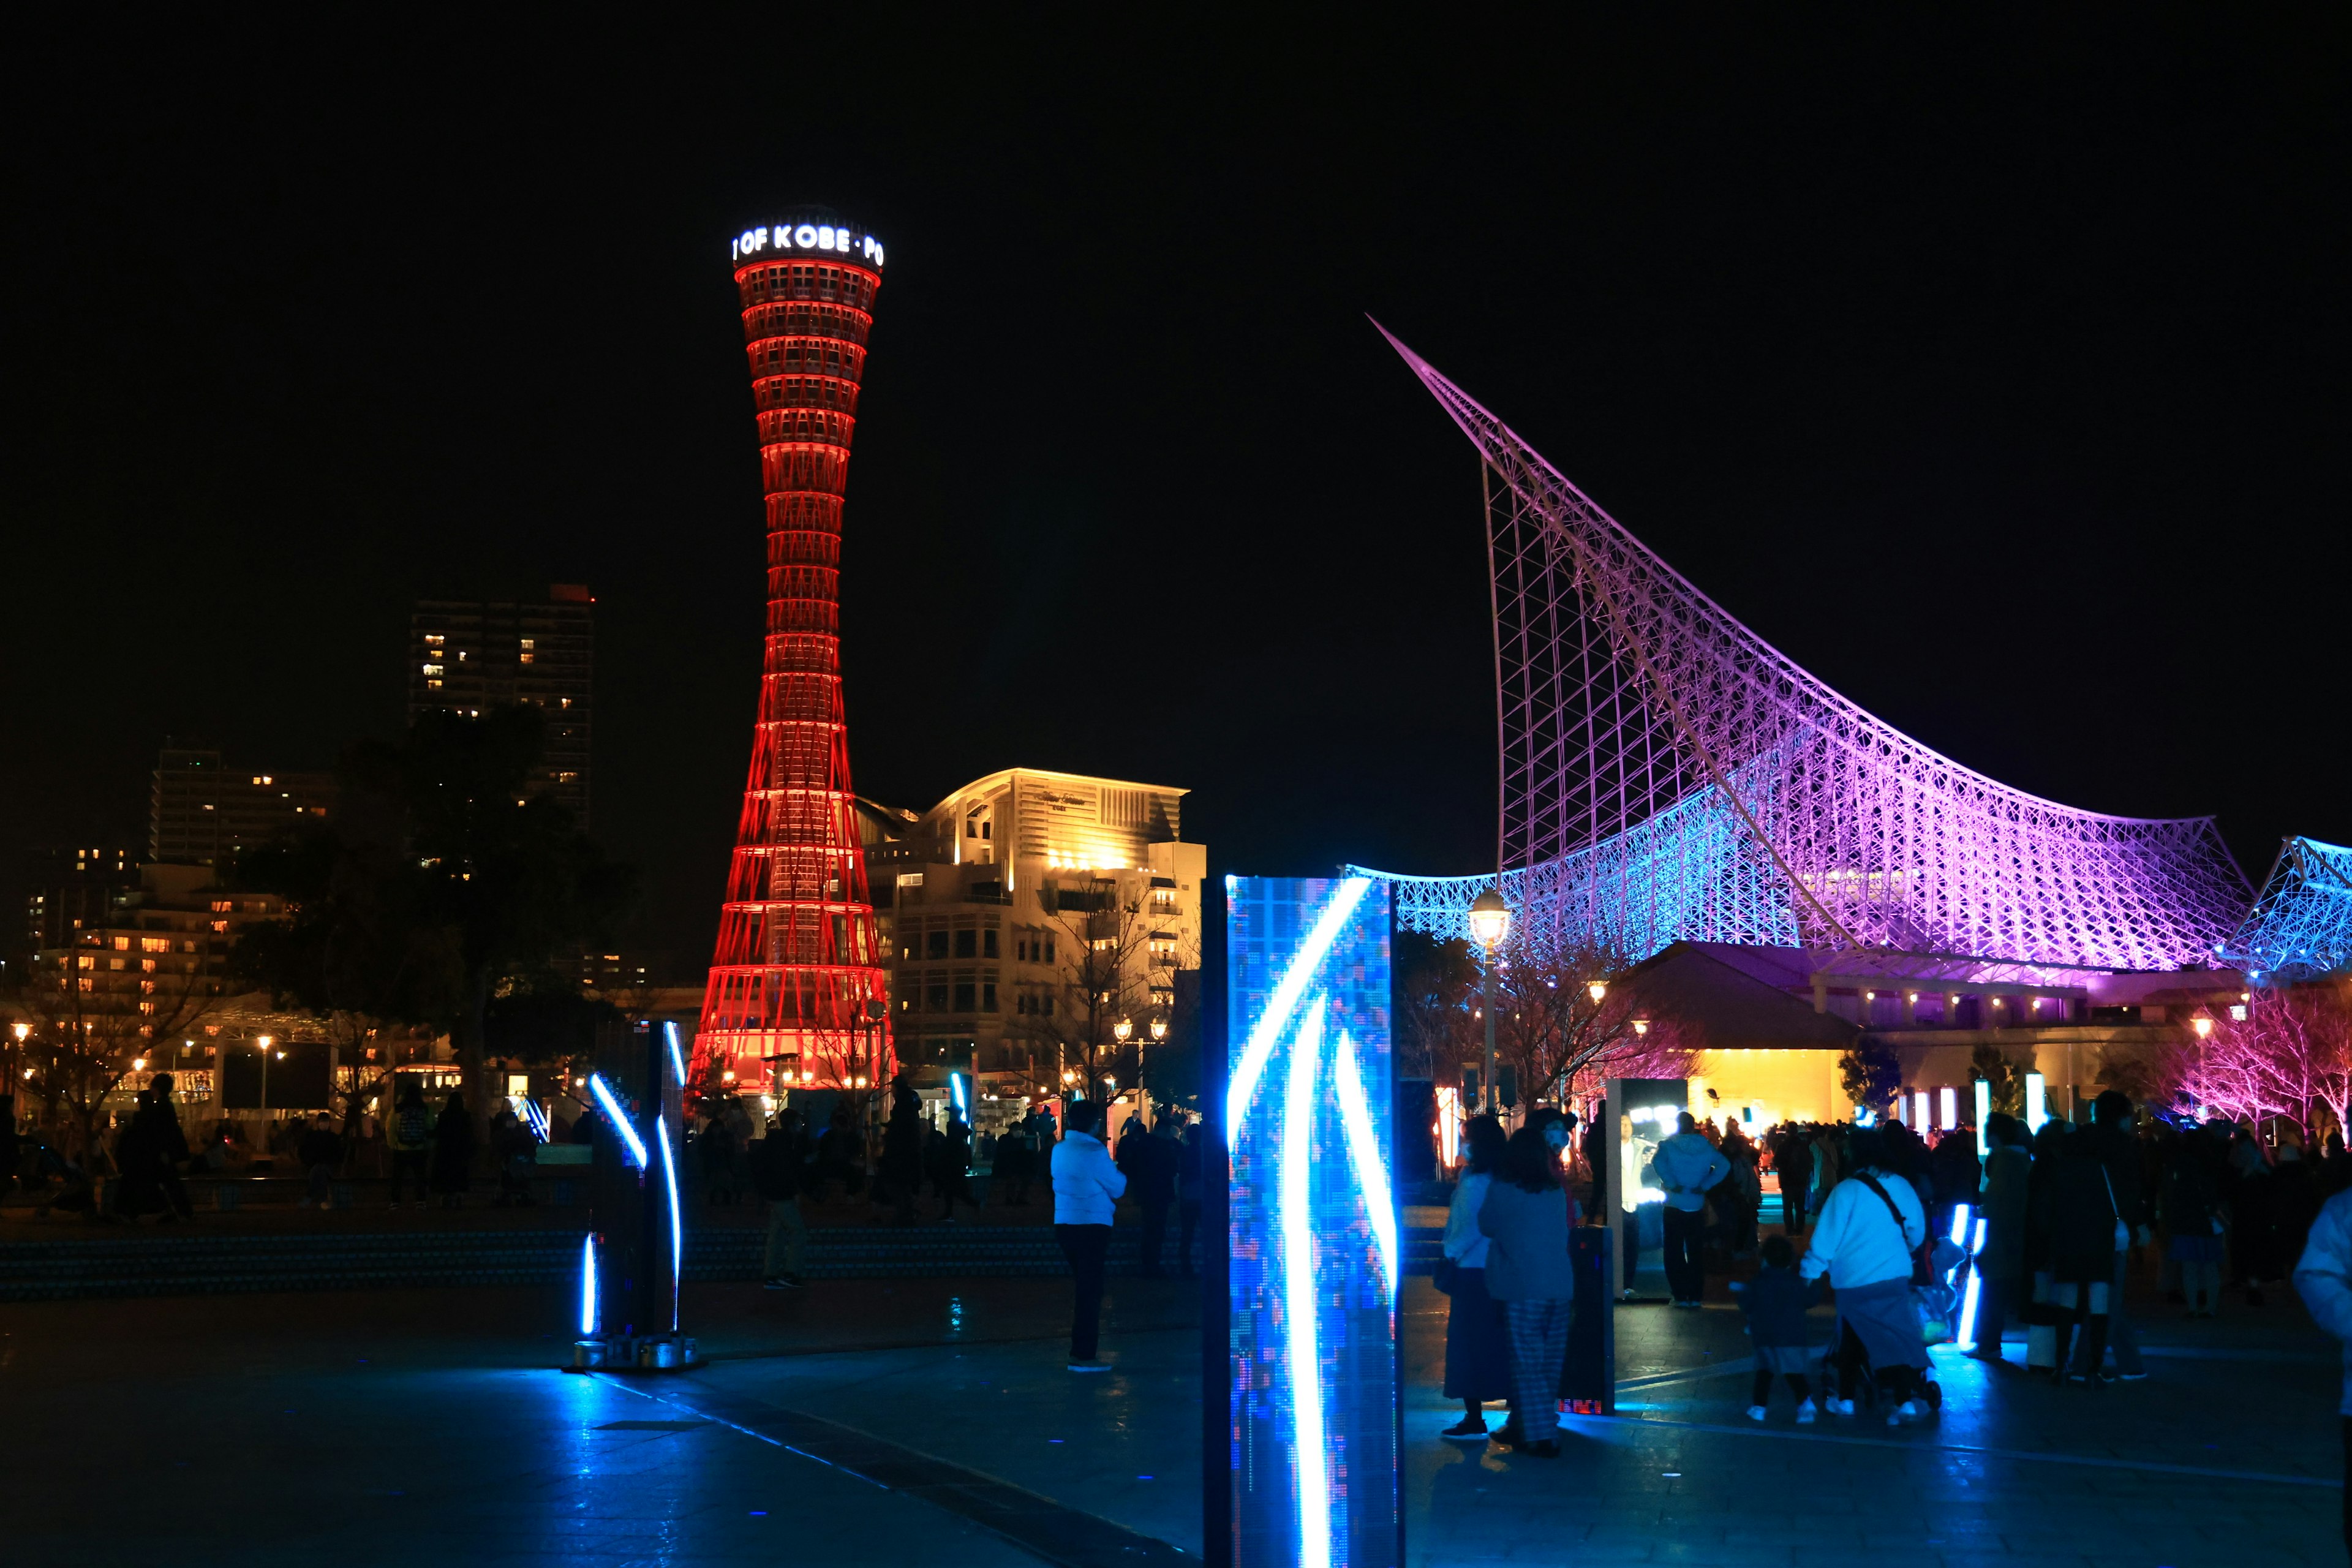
[1795,1399,1817,1424]
[1489,1422,1525,1450]
[762,1277,791,1291]
[1068,1357,1110,1373]
[2117,1370,2149,1382]
[781,1274,805,1289]
[1439,1416,1488,1440]
[1745,1404,1769,1423]
[1825,1397,1855,1418]
[1887,1398,1929,1427]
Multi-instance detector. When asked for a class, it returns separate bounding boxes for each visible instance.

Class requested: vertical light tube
[579,1234,598,1336]
[657,1120,682,1331]
[1281,1002,1330,1568]
[1958,1267,1982,1349]
[2025,1072,2048,1132]
[1973,1079,1991,1157]
[1950,1201,1972,1248]
[1913,1090,1931,1132]
[1939,1086,1957,1131]
[665,1021,688,1090]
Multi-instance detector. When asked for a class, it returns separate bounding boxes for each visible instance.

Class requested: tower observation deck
[695,208,894,1091]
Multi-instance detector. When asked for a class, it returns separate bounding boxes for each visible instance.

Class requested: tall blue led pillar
[1226,876,1397,1568]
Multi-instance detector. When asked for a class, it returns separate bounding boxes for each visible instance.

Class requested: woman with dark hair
[1439,1115,1513,1440]
[1477,1126,1576,1458]
[1800,1126,1932,1424]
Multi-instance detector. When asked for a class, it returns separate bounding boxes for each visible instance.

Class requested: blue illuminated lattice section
[2220,837,2352,981]
[1228,876,1396,1568]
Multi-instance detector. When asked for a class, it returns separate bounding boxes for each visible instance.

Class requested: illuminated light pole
[1147,1014,1166,1129]
[1468,888,1510,1114]
[257,1035,275,1125]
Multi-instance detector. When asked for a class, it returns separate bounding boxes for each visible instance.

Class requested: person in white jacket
[1800,1128,1931,1425]
[2292,1185,2352,1556]
[1052,1099,1127,1371]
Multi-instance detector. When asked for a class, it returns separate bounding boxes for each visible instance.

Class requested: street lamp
[1586,979,1608,1005]
[257,1035,275,1121]
[1468,888,1510,1114]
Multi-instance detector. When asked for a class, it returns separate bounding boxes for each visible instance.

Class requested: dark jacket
[751,1128,804,1200]
[298,1127,342,1168]
[2162,1148,2223,1239]
[2048,1142,2121,1284]
[430,1104,475,1189]
[1738,1264,1812,1348]
[1132,1133,1177,1207]
[2090,1121,2149,1231]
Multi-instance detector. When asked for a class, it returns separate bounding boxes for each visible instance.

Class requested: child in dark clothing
[1738,1234,1818,1422]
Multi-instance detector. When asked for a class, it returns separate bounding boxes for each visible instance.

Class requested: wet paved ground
[3,1242,2339,1566]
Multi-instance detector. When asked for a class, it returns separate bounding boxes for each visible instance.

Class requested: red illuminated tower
[695,208,892,1092]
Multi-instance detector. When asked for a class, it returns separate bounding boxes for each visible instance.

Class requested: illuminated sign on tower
[694,207,892,1092]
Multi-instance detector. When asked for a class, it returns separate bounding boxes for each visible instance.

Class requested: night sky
[7,12,2346,968]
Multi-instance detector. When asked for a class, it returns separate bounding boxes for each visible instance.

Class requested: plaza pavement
[1,1244,2340,1567]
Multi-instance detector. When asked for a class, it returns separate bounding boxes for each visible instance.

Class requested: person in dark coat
[298,1112,344,1208]
[489,1107,536,1207]
[1127,1117,1177,1275]
[1973,1113,2030,1360]
[2067,1091,2149,1381]
[2163,1123,2229,1316]
[2047,1125,2122,1383]
[429,1093,475,1207]
[1773,1127,1815,1234]
[1739,1234,1818,1421]
[880,1077,922,1224]
[113,1091,163,1219]
[1175,1120,1204,1275]
[935,1113,976,1221]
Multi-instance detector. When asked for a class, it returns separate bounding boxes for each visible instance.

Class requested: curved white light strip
[1332,1025,1398,1303]
[665,1022,689,1090]
[657,1119,682,1330]
[1228,876,1374,1133]
[579,1234,598,1336]
[1281,999,1330,1568]
[586,1074,648,1169]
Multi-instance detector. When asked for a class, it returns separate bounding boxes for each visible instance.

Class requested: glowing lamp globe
[1467,888,1510,949]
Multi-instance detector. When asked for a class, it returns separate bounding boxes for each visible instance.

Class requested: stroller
[1815,1231,1965,1412]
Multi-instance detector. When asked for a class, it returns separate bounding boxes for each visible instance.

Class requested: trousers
[1057,1224,1111,1359]
[1504,1298,1572,1442]
[1662,1205,1707,1302]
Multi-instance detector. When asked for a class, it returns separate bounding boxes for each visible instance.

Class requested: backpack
[396,1102,432,1146]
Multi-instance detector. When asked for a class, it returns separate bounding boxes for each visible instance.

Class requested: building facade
[150,747,333,867]
[863,768,1205,1117]
[409,585,594,826]
[23,844,141,953]
[694,209,894,1091]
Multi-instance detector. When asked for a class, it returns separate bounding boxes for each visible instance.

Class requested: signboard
[1226,875,1396,1568]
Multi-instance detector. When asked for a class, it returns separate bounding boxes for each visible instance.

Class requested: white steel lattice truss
[2220,837,2352,981]
[1362,330,2250,975]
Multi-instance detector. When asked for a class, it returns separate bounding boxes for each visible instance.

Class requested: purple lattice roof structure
[1357,331,2250,977]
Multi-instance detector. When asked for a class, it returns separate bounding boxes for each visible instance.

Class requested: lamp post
[1467,888,1510,1116]
[1148,1015,1166,1130]
[1114,1016,1134,1130]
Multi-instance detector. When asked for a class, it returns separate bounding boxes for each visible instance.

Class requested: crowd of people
[1438,1091,2352,1454]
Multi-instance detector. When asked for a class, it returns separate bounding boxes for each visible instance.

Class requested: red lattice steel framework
[1372,328,2250,973]
[695,212,892,1088]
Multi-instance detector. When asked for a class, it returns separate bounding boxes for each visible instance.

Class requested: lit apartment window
[425,634,444,646]
[427,679,443,690]
[109,957,126,971]
[113,936,130,951]
[559,697,572,709]
[211,901,232,913]
[209,921,228,933]
[422,663,444,676]
[77,956,92,970]
[142,937,170,952]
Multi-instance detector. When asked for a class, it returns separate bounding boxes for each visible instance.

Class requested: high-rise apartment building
[151,747,334,867]
[23,844,142,952]
[409,585,594,827]
[695,209,893,1089]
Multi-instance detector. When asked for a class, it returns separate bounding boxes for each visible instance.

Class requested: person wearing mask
[2290,1180,2352,1559]
[387,1082,433,1210]
[1477,1126,1575,1457]
[1973,1113,2030,1362]
[1801,1127,1932,1425]
[1051,1098,1126,1372]
[1439,1115,1513,1441]
[753,1109,810,1289]
[1653,1111,1732,1307]
[298,1113,343,1209]
[429,1091,475,1209]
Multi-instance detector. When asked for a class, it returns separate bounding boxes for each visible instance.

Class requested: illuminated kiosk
[571,1022,693,1371]
[1226,875,1398,1568]
[693,209,895,1098]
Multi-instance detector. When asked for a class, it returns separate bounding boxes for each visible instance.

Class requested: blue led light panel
[1227,875,1396,1568]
